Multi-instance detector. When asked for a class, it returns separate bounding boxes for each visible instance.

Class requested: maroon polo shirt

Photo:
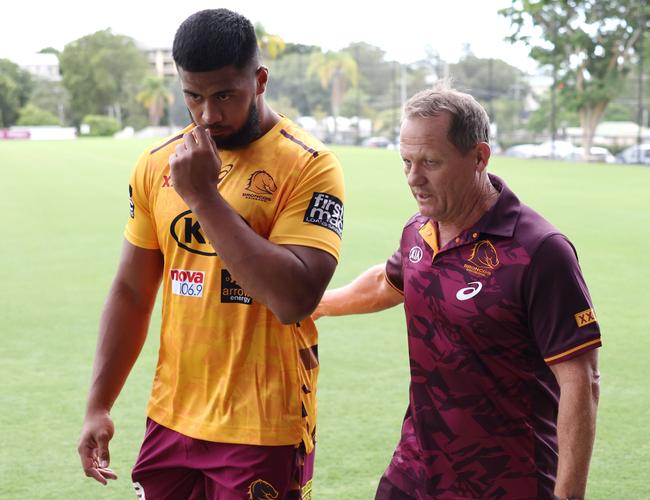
[383,174,601,499]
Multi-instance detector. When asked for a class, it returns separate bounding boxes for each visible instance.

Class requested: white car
[505,141,615,163]
[618,144,650,165]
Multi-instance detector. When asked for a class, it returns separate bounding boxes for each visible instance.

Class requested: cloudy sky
[1,0,538,72]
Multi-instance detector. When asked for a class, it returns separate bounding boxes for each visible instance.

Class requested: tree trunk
[149,98,162,126]
[331,72,342,143]
[579,101,607,161]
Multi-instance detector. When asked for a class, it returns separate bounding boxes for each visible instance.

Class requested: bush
[16,103,60,126]
[81,114,120,136]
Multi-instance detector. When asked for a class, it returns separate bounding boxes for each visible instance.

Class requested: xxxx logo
[575,308,597,327]
[243,170,277,201]
[464,240,499,277]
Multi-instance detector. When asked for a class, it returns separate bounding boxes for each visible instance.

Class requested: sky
[1,0,538,73]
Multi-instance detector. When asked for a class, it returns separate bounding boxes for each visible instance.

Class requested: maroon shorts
[131,418,314,500]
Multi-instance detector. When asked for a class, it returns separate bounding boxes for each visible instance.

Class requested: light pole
[637,0,646,163]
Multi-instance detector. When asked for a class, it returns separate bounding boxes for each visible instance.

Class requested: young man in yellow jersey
[77,9,344,499]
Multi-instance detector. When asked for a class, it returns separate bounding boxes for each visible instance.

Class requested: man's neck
[437,178,499,248]
[257,99,281,135]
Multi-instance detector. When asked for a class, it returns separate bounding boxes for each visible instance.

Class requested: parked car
[504,143,541,159]
[617,144,650,165]
[504,141,615,163]
[362,136,393,148]
[573,146,616,164]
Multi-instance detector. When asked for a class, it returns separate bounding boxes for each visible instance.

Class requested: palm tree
[254,23,286,61]
[307,50,358,141]
[136,75,174,127]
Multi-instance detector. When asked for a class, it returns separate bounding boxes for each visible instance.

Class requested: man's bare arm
[78,241,163,484]
[313,263,404,320]
[550,349,600,499]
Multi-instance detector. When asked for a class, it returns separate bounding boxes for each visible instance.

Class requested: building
[18,53,61,81]
[144,47,177,78]
[565,121,650,147]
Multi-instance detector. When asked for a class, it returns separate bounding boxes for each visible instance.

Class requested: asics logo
[456,281,483,301]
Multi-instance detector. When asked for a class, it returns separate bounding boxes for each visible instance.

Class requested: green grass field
[1,138,649,499]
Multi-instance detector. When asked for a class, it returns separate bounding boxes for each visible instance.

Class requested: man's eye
[216,95,231,102]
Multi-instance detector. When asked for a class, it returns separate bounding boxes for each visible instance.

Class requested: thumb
[196,126,219,155]
[193,125,211,147]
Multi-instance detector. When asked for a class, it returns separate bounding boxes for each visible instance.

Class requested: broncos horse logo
[468,240,499,270]
[245,170,277,195]
[248,479,279,500]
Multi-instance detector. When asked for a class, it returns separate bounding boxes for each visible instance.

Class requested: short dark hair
[172,9,259,72]
[403,80,490,154]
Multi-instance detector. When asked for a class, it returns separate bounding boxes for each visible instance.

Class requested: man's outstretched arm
[78,241,163,484]
[313,263,403,320]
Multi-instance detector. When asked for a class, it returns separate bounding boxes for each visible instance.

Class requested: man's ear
[475,142,491,171]
[256,66,269,95]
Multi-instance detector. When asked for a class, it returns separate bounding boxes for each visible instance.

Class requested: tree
[29,79,70,125]
[0,58,32,127]
[255,23,286,60]
[448,54,529,142]
[307,50,358,140]
[136,75,174,126]
[342,42,397,112]
[500,0,650,158]
[17,103,60,125]
[81,114,120,136]
[59,29,150,126]
[526,91,579,135]
[265,47,329,116]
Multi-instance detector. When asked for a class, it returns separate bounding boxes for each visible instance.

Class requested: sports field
[1,138,649,499]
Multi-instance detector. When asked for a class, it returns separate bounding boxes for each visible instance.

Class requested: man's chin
[416,204,437,219]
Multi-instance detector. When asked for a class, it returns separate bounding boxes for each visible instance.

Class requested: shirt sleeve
[124,150,159,250]
[524,234,602,365]
[268,151,344,261]
[385,246,404,293]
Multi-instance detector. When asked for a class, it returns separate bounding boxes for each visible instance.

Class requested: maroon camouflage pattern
[381,175,601,499]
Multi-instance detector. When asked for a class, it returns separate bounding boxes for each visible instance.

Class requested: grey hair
[402,80,490,154]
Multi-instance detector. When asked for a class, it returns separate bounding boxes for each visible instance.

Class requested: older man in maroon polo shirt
[314,83,601,500]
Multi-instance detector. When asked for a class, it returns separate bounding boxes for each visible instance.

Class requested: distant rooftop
[17,53,61,81]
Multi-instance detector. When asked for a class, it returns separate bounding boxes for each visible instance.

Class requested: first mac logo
[170,210,217,256]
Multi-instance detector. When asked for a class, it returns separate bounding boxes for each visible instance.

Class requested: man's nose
[406,163,425,187]
[202,100,223,124]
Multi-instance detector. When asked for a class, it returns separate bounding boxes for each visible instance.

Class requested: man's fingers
[83,466,117,485]
[98,467,118,480]
[96,432,111,469]
[85,467,108,485]
[192,125,210,147]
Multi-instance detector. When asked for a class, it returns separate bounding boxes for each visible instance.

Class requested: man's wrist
[185,189,224,215]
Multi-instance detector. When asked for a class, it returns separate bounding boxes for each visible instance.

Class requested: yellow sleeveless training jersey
[124,116,344,452]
